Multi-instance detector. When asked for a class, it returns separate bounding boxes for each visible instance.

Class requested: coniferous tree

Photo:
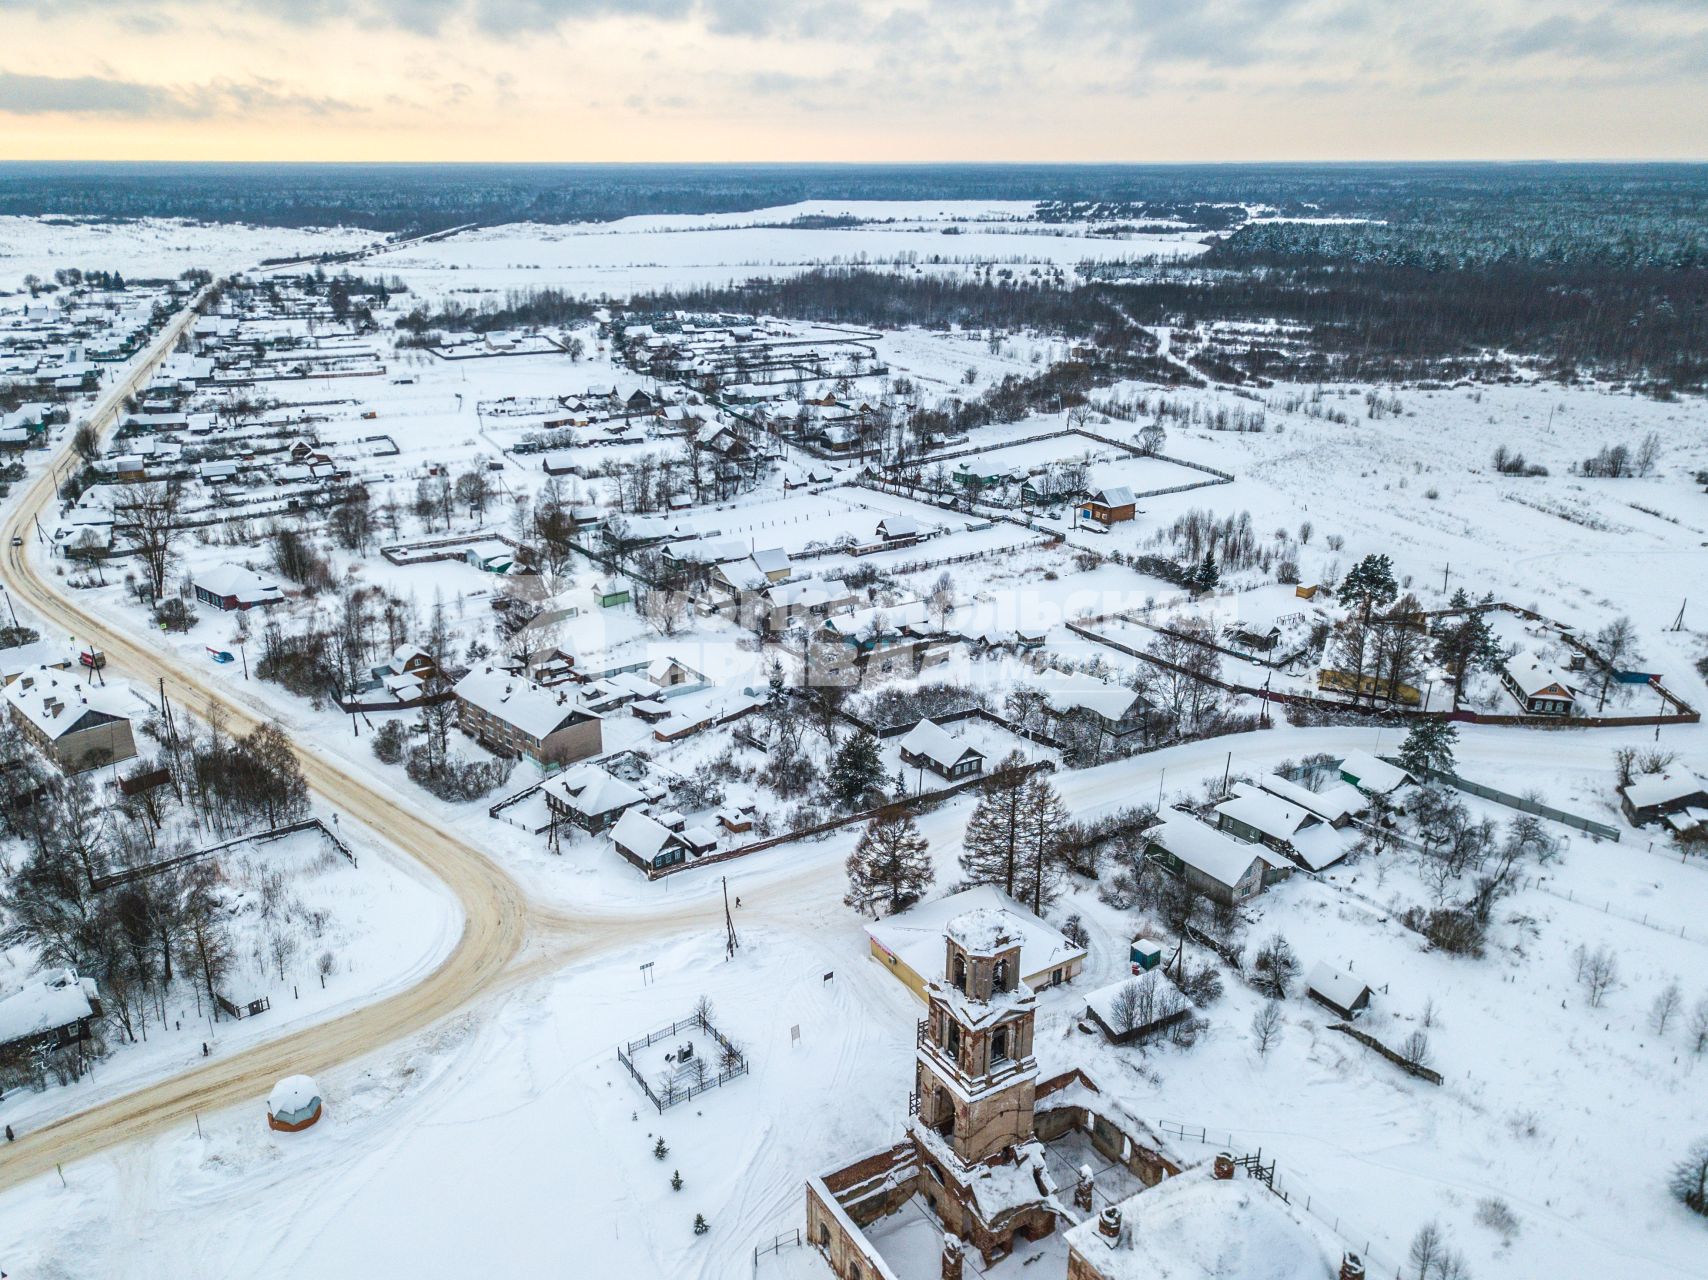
[827,731,884,812]
[1397,720,1458,779]
[1016,775,1069,913]
[1339,553,1397,626]
[844,813,935,916]
[958,752,1030,896]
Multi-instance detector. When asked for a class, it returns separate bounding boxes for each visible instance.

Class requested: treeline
[398,287,596,336]
[6,161,1699,240]
[621,269,1144,337]
[626,261,1707,392]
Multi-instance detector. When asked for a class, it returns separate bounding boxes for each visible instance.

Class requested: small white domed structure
[267,1074,323,1133]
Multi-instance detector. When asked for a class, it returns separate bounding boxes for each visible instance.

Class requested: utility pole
[722,876,740,961]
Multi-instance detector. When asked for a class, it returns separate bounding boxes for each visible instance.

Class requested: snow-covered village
[1,8,1707,1280]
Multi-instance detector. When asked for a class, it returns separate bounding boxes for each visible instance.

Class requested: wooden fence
[214,993,271,1021]
[1067,615,1699,732]
[648,759,1055,881]
[91,816,358,891]
[1328,1022,1444,1086]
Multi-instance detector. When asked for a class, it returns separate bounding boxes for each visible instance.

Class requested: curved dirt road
[0,296,784,1193]
[0,295,527,1191]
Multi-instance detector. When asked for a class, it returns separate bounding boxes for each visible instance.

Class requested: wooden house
[1079,486,1136,525]
[897,718,985,782]
[1305,962,1373,1020]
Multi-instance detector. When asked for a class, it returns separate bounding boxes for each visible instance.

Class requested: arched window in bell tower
[952,952,967,993]
[993,957,1009,992]
[992,1026,1010,1063]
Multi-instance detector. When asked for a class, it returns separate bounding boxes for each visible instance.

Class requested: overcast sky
[1,0,1704,162]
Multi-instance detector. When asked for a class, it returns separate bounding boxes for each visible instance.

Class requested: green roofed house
[593,578,632,608]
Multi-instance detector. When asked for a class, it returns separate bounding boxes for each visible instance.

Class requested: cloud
[0,69,359,118]
[0,71,173,116]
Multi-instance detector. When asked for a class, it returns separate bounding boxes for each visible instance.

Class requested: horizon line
[2,157,1706,168]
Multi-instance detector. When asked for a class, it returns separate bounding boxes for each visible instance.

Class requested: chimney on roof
[1097,1205,1122,1247]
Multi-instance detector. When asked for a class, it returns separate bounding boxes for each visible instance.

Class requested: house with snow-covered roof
[452,666,602,767]
[1499,656,1577,717]
[761,577,856,633]
[1619,767,1708,830]
[1080,486,1136,525]
[897,717,985,782]
[1216,783,1356,872]
[0,968,103,1059]
[610,807,688,873]
[1037,680,1153,747]
[192,564,284,612]
[1143,814,1290,906]
[1337,749,1413,796]
[1305,961,1374,1021]
[4,666,137,773]
[542,764,647,834]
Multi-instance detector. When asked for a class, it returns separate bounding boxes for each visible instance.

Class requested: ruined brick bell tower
[911,908,1054,1261]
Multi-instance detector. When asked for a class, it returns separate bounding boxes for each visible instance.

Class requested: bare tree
[455,469,492,520]
[1250,1000,1283,1056]
[1672,1138,1708,1217]
[114,481,186,600]
[1408,1223,1444,1280]
[1110,979,1144,1035]
[1399,1030,1434,1072]
[1652,981,1684,1035]
[1577,945,1619,1007]
[1687,995,1708,1055]
[267,926,298,982]
[1592,616,1639,711]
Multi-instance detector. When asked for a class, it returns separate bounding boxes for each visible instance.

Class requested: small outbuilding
[1337,749,1414,796]
[267,1074,324,1132]
[1129,936,1166,973]
[1619,767,1708,829]
[1084,969,1193,1045]
[1305,962,1373,1021]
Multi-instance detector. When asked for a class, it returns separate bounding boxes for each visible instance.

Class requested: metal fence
[752,1229,802,1276]
[617,1012,750,1113]
[1381,757,1621,841]
[1150,1120,1407,1278]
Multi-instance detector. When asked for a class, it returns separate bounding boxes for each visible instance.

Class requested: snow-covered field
[370,202,1209,302]
[0,218,382,292]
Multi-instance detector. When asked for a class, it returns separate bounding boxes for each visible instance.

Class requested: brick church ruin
[805,905,1362,1280]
